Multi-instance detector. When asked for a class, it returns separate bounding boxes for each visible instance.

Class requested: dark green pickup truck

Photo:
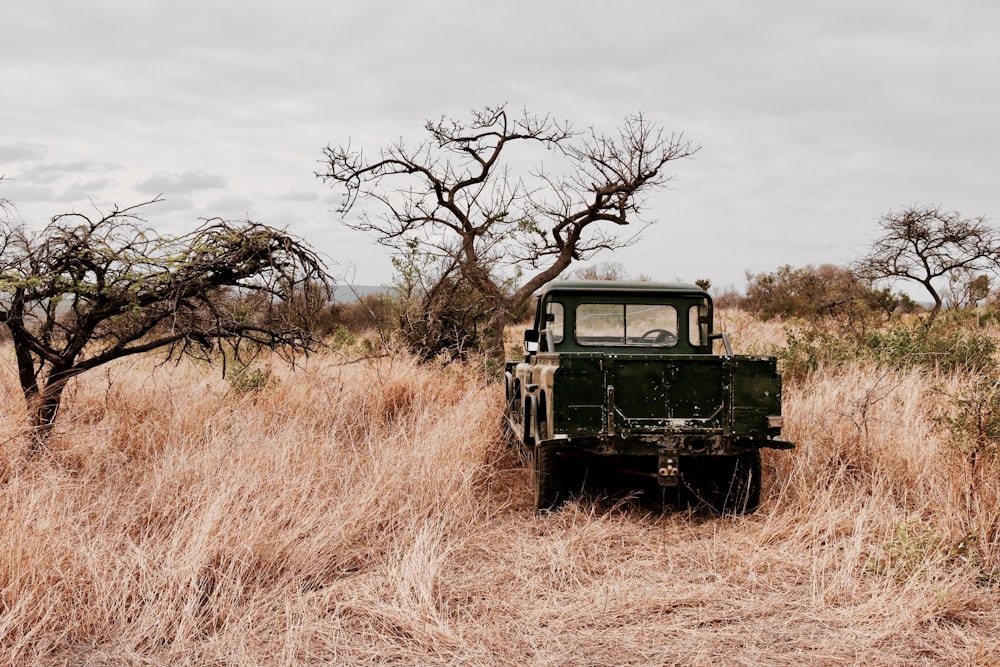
[504,280,793,513]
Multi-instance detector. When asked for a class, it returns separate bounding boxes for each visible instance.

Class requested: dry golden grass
[1,320,999,665]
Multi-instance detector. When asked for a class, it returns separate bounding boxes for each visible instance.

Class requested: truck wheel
[736,450,762,513]
[710,451,761,514]
[533,444,568,512]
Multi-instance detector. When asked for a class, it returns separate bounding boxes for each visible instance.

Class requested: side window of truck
[545,301,564,344]
[689,304,707,347]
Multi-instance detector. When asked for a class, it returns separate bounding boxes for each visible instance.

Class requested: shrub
[226,363,277,395]
[936,374,1000,473]
[779,318,997,381]
[397,275,495,361]
[865,321,996,374]
[744,263,915,323]
[334,293,397,333]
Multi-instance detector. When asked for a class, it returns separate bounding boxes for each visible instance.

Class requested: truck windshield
[576,303,678,347]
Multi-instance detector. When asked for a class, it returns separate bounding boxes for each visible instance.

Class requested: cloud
[18,161,118,185]
[319,193,343,208]
[134,171,226,195]
[0,142,47,163]
[2,172,117,207]
[4,1,999,290]
[205,195,255,217]
[0,182,57,202]
[57,178,115,202]
[274,190,320,202]
[144,196,195,213]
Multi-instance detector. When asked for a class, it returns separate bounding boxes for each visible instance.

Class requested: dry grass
[1,321,999,665]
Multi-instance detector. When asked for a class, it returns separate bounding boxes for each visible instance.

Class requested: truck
[504,280,793,513]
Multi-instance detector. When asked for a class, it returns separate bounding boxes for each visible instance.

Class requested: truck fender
[526,392,549,442]
[505,372,522,405]
[524,393,539,445]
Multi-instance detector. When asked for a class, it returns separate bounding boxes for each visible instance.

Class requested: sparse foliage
[266,280,341,336]
[779,316,997,382]
[565,260,654,282]
[319,104,697,358]
[744,263,904,323]
[938,375,1000,483]
[855,205,1000,322]
[332,292,396,334]
[945,269,991,310]
[568,260,629,281]
[0,197,329,447]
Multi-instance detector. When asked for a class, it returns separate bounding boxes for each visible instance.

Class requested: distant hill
[332,284,386,303]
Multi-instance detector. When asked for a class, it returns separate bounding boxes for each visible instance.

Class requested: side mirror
[524,330,539,353]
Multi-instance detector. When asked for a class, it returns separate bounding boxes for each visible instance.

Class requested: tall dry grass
[1,319,999,665]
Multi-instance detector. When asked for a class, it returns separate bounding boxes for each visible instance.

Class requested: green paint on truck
[504,280,794,513]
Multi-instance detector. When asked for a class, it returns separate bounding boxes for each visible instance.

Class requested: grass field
[1,314,999,665]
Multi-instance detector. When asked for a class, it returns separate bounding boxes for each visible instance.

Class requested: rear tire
[533,445,569,512]
[712,451,761,514]
[683,451,761,515]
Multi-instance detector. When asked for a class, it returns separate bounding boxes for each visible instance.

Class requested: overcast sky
[3,1,998,292]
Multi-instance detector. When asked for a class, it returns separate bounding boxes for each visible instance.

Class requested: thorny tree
[855,205,1000,323]
[0,197,329,449]
[318,105,698,359]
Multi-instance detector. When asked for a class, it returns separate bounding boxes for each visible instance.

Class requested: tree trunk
[924,281,942,324]
[484,311,508,364]
[26,373,74,455]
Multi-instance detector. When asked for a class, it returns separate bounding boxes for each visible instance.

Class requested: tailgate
[552,354,781,437]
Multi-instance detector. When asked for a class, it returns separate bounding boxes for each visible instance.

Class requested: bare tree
[318,104,698,357]
[945,269,991,310]
[568,260,630,281]
[0,197,330,448]
[855,205,1000,322]
[0,176,12,219]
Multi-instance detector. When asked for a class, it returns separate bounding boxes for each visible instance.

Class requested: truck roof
[539,280,710,298]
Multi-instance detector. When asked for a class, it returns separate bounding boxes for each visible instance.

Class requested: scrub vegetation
[2,307,999,665]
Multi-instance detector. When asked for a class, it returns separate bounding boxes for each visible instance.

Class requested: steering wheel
[639,329,677,345]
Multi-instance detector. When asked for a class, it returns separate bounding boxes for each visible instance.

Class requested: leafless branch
[318,105,698,357]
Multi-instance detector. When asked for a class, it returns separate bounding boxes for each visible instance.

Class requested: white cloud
[18,161,118,185]
[0,182,57,202]
[134,171,226,195]
[145,196,195,214]
[204,195,256,218]
[57,178,115,202]
[274,190,320,202]
[0,142,47,163]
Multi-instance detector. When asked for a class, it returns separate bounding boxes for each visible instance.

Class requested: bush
[398,275,495,362]
[780,318,997,381]
[743,263,915,323]
[226,363,277,395]
[333,293,397,333]
[865,322,996,374]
